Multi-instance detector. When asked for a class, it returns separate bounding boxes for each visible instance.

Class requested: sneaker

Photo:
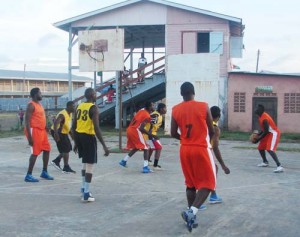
[257,162,269,167]
[81,192,95,202]
[40,171,54,180]
[274,166,284,173]
[199,204,207,210]
[119,160,127,167]
[24,174,39,182]
[153,165,163,171]
[209,195,222,204]
[142,166,153,173]
[51,160,62,170]
[181,209,196,232]
[62,165,76,174]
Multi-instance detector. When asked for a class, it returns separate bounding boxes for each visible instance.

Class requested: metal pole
[68,27,73,100]
[23,64,26,98]
[118,71,122,150]
[256,49,260,73]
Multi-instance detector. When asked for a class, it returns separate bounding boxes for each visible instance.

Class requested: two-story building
[54,0,244,131]
[0,69,92,110]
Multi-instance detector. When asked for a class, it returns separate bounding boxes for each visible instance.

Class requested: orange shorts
[25,127,51,156]
[126,127,148,150]
[180,145,216,191]
[258,131,280,151]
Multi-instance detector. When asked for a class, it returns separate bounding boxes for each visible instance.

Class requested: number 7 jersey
[172,100,210,147]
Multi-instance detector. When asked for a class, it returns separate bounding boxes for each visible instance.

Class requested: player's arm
[139,119,152,137]
[90,105,109,156]
[53,114,64,142]
[71,107,79,152]
[170,116,180,140]
[212,126,230,174]
[206,106,215,141]
[255,119,269,143]
[25,103,34,146]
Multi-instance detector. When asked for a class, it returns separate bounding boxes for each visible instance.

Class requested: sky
[0,0,299,78]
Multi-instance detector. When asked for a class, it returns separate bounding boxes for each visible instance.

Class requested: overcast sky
[0,0,299,77]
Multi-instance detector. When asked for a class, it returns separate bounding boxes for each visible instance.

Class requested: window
[284,93,300,113]
[197,32,223,54]
[234,92,246,112]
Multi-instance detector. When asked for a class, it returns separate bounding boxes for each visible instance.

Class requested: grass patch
[221,131,300,143]
[0,129,24,138]
[233,146,300,153]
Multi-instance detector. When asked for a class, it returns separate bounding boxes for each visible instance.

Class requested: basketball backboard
[78,29,124,72]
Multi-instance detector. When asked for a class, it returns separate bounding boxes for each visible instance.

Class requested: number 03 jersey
[75,102,95,135]
[172,100,210,147]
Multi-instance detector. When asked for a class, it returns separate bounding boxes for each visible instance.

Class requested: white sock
[84,182,90,193]
[143,160,149,167]
[124,155,130,161]
[190,206,198,215]
[81,176,85,189]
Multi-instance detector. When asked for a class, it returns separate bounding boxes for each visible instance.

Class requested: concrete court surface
[0,135,299,237]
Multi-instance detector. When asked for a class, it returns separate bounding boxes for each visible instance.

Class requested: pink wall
[228,73,300,133]
[165,7,231,77]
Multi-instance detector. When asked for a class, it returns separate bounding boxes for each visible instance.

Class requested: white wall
[165,53,220,134]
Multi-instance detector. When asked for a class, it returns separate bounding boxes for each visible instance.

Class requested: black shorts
[76,133,97,164]
[51,130,72,153]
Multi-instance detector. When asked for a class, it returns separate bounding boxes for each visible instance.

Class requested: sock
[81,176,85,189]
[124,155,130,161]
[154,159,159,167]
[84,182,90,193]
[190,206,198,215]
[143,160,149,167]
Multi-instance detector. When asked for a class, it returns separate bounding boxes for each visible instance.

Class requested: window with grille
[284,93,300,113]
[234,92,246,112]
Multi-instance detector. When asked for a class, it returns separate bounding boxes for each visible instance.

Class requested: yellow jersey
[75,102,95,135]
[144,110,163,140]
[51,109,72,134]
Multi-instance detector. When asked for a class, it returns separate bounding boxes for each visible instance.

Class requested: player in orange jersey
[24,88,54,182]
[171,82,216,232]
[254,104,283,173]
[119,101,155,173]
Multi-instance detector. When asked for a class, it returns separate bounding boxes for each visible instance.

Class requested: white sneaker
[257,162,269,167]
[274,166,284,173]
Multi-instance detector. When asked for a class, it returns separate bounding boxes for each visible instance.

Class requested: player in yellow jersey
[50,101,76,173]
[208,106,230,204]
[73,88,109,202]
[143,103,167,170]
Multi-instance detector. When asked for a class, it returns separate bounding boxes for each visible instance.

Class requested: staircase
[73,56,166,123]
[99,72,165,122]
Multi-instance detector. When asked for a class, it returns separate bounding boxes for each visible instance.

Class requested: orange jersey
[126,108,151,150]
[29,101,46,129]
[128,109,151,129]
[172,100,210,147]
[259,112,279,133]
[258,112,280,151]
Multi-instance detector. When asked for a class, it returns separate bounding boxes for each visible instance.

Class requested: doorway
[252,97,277,130]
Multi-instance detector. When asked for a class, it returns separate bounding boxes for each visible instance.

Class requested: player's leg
[257,150,269,166]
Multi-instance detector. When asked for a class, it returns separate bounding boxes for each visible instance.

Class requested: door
[252,97,277,131]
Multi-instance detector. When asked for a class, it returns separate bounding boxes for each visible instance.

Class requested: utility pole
[23,64,26,98]
[256,49,260,73]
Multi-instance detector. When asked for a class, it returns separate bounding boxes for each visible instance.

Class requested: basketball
[249,131,259,143]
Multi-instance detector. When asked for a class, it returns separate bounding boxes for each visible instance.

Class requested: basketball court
[0,135,299,236]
